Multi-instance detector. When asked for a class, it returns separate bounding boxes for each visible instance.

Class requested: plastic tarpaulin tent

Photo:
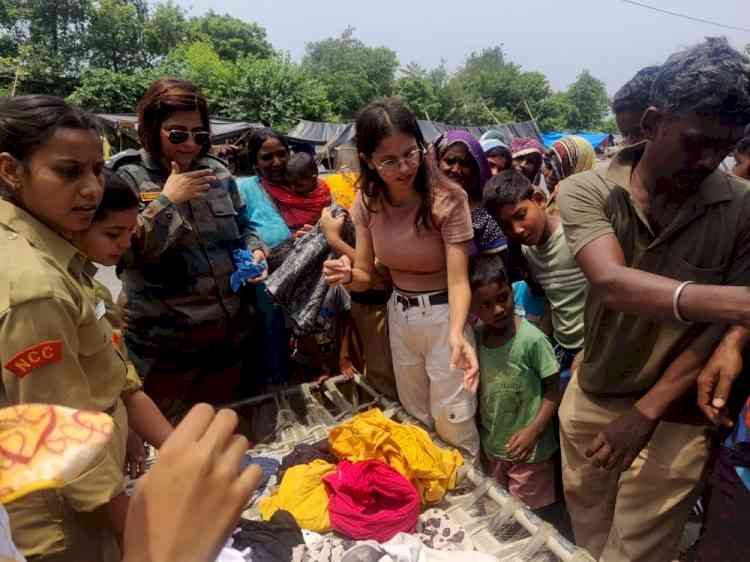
[286,120,353,145]
[319,119,543,151]
[416,120,543,145]
[96,113,264,144]
[540,131,610,150]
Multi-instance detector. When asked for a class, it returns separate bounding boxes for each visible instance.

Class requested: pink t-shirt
[351,181,473,292]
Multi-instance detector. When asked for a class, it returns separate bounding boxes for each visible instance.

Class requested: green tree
[87,0,148,72]
[218,55,332,130]
[447,46,550,124]
[565,70,609,130]
[0,0,90,82]
[162,41,235,107]
[67,67,153,112]
[395,63,441,120]
[601,116,619,135]
[535,92,576,131]
[143,0,189,61]
[302,27,399,118]
[188,11,273,61]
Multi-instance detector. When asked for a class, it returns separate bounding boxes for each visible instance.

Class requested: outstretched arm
[575,234,750,325]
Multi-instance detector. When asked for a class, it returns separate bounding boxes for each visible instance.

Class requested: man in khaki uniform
[557,38,750,562]
[0,198,131,561]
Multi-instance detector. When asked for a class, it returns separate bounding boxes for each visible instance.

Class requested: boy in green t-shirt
[471,254,561,509]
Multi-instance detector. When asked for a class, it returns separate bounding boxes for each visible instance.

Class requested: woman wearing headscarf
[434,131,508,258]
[511,137,547,188]
[544,135,595,215]
[479,130,514,176]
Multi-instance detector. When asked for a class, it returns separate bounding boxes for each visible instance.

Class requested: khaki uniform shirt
[112,151,265,355]
[558,143,750,395]
[94,279,142,396]
[0,199,128,559]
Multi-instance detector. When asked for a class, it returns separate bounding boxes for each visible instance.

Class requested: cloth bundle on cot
[258,459,335,533]
[323,459,420,542]
[329,408,463,504]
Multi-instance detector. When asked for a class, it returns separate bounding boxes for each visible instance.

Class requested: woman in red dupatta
[249,129,331,235]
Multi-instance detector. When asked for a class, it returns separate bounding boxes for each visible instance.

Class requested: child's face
[72,208,138,266]
[496,195,548,246]
[474,281,515,331]
[292,173,318,195]
[733,152,750,181]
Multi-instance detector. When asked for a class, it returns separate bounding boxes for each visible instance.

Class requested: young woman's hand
[449,332,479,393]
[122,404,262,562]
[323,255,352,286]
[294,224,314,239]
[161,161,216,205]
[320,207,346,243]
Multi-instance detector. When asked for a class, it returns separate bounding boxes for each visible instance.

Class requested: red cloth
[261,177,332,230]
[323,459,420,542]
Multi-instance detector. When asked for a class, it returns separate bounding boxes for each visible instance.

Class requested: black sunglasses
[164,129,211,146]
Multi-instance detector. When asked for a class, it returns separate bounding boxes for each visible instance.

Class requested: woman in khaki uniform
[0,96,130,561]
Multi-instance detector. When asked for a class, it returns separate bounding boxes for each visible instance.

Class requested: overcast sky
[178,0,749,95]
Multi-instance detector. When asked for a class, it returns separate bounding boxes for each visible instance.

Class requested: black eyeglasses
[164,129,211,146]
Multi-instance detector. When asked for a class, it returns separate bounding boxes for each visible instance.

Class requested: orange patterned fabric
[0,404,113,504]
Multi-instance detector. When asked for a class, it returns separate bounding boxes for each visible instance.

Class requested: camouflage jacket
[109,150,265,349]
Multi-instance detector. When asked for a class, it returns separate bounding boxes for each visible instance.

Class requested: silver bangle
[672,280,694,324]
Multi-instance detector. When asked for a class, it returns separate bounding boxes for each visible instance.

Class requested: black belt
[395,291,449,310]
[351,289,391,306]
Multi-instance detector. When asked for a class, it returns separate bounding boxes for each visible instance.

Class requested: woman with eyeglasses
[324,98,481,457]
[109,78,267,425]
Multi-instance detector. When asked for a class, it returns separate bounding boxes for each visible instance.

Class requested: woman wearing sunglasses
[109,78,267,425]
[323,98,480,457]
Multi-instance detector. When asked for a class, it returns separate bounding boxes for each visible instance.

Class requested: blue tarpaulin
[541,131,610,149]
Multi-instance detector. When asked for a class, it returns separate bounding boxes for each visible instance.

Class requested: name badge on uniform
[140,191,160,202]
[95,300,106,320]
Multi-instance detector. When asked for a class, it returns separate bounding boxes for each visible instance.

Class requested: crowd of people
[0,34,749,562]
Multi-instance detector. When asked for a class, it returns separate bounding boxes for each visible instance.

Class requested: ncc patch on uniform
[140,191,160,202]
[3,341,63,378]
[111,332,123,349]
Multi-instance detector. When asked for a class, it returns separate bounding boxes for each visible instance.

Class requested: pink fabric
[323,459,420,542]
[491,456,557,509]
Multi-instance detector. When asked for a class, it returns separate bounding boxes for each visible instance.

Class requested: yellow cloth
[258,459,335,533]
[329,409,463,504]
[325,172,358,210]
[0,404,114,504]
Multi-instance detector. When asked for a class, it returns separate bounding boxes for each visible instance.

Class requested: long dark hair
[93,170,139,222]
[0,95,101,196]
[136,78,211,162]
[355,98,434,230]
[0,95,100,164]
